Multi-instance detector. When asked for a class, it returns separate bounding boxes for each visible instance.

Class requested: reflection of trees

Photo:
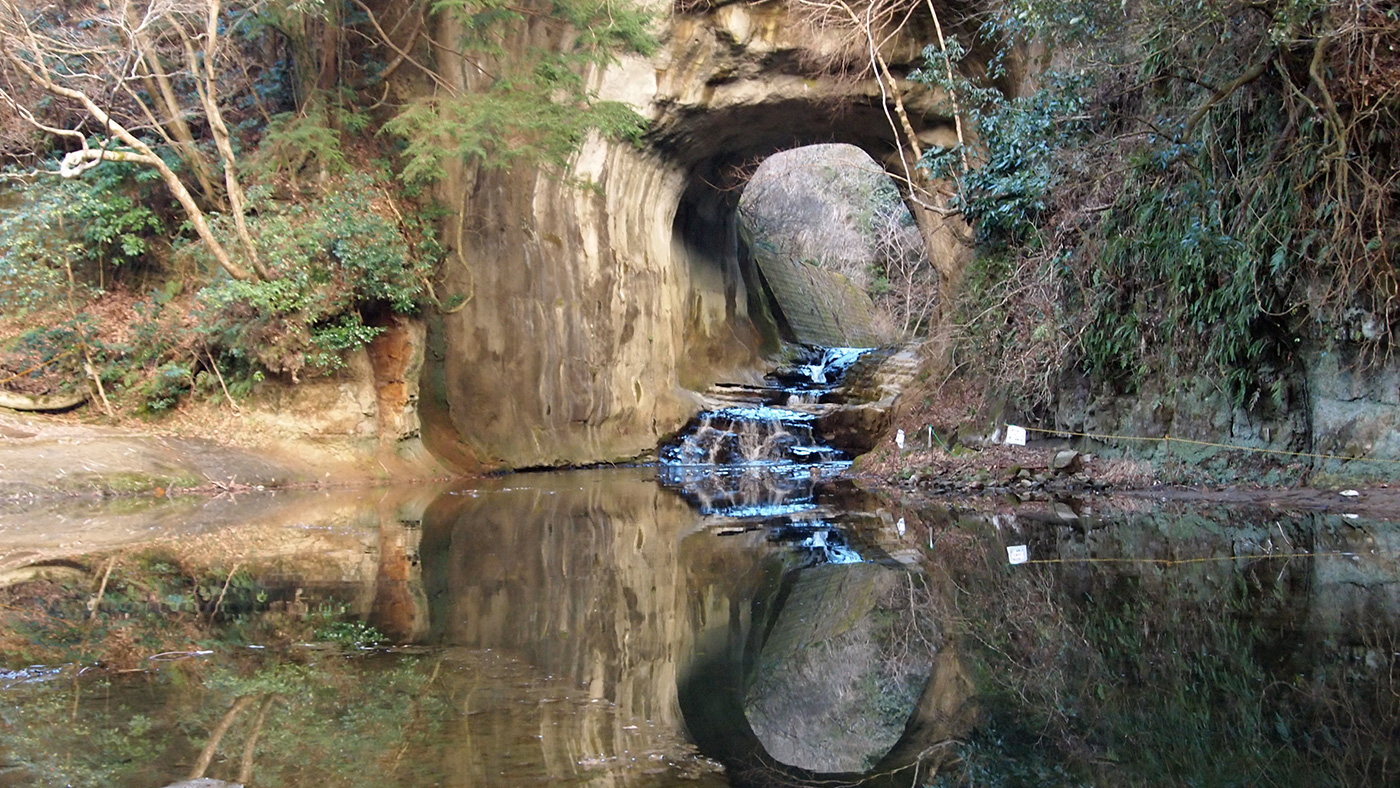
[0,548,446,787]
[924,516,1400,787]
[1,652,448,787]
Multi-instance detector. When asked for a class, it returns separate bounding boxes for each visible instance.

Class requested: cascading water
[659,347,874,564]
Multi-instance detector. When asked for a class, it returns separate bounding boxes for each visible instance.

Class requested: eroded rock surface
[418,7,967,470]
[0,411,296,504]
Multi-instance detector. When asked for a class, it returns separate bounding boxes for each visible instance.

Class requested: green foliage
[0,166,166,314]
[196,174,436,379]
[4,169,440,413]
[928,0,1399,412]
[431,0,657,55]
[387,0,654,182]
[1083,137,1301,406]
[67,163,167,267]
[915,42,1089,250]
[306,315,386,372]
[2,317,101,394]
[313,619,387,647]
[140,361,193,413]
[386,79,648,184]
[546,0,657,54]
[0,183,73,314]
[247,106,359,184]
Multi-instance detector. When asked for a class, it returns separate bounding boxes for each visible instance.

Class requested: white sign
[1005,424,1028,446]
[1007,545,1029,565]
[895,429,906,450]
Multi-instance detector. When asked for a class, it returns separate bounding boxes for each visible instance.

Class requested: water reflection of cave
[680,556,973,788]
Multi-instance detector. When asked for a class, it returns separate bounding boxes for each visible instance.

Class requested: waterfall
[658,346,872,558]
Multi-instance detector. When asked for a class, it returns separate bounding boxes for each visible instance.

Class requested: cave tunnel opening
[665,96,939,353]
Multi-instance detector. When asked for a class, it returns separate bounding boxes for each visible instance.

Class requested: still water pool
[1,469,1397,787]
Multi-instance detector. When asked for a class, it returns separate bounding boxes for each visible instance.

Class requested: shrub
[140,362,193,413]
[196,174,439,380]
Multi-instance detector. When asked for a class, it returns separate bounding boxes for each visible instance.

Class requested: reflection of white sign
[1005,424,1027,446]
[896,517,906,536]
[1007,545,1029,565]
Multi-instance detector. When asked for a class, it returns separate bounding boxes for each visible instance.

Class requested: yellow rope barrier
[1020,424,1400,466]
[0,348,78,387]
[1023,551,1357,567]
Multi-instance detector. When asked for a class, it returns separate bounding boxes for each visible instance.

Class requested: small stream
[1,349,1399,786]
[658,347,876,563]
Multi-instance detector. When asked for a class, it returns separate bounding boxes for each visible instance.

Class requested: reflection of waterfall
[655,348,957,781]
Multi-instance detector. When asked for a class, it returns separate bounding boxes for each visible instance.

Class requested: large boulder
[739,144,913,347]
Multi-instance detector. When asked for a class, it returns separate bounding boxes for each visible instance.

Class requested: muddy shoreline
[6,407,1397,517]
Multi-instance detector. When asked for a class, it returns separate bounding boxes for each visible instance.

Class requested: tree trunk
[123,3,221,200]
[186,0,270,279]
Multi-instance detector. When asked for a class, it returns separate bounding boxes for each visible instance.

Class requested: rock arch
[418,4,973,470]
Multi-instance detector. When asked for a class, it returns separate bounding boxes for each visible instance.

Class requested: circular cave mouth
[666,100,940,351]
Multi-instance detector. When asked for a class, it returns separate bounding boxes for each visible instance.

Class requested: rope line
[1019,424,1400,466]
[0,348,78,387]
[1023,551,1357,567]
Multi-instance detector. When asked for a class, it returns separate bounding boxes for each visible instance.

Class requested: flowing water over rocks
[659,346,875,529]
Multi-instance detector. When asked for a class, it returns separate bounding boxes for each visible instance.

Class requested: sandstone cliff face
[417,5,963,470]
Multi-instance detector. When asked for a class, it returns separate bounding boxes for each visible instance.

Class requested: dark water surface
[2,470,1398,787]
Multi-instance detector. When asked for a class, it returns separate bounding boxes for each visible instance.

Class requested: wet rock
[817,403,893,454]
[0,412,298,502]
[1050,450,1082,474]
[739,144,902,347]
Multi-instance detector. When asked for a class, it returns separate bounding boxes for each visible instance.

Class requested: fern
[387,0,653,182]
[248,108,352,183]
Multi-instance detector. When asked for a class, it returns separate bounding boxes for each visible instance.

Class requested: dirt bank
[855,440,1400,521]
[0,408,445,506]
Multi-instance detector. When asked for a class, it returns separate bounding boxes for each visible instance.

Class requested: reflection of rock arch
[678,559,974,788]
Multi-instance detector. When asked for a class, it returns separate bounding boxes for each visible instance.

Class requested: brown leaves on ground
[0,286,209,422]
[854,376,1157,491]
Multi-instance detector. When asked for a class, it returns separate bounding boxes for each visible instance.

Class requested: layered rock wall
[415,3,968,470]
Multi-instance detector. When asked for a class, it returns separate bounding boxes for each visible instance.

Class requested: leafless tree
[0,0,266,281]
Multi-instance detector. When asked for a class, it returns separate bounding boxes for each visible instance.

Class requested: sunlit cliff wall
[413,3,966,470]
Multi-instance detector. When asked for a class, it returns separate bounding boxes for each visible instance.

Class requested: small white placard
[895,429,906,450]
[1007,545,1029,565]
[1005,424,1028,446]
